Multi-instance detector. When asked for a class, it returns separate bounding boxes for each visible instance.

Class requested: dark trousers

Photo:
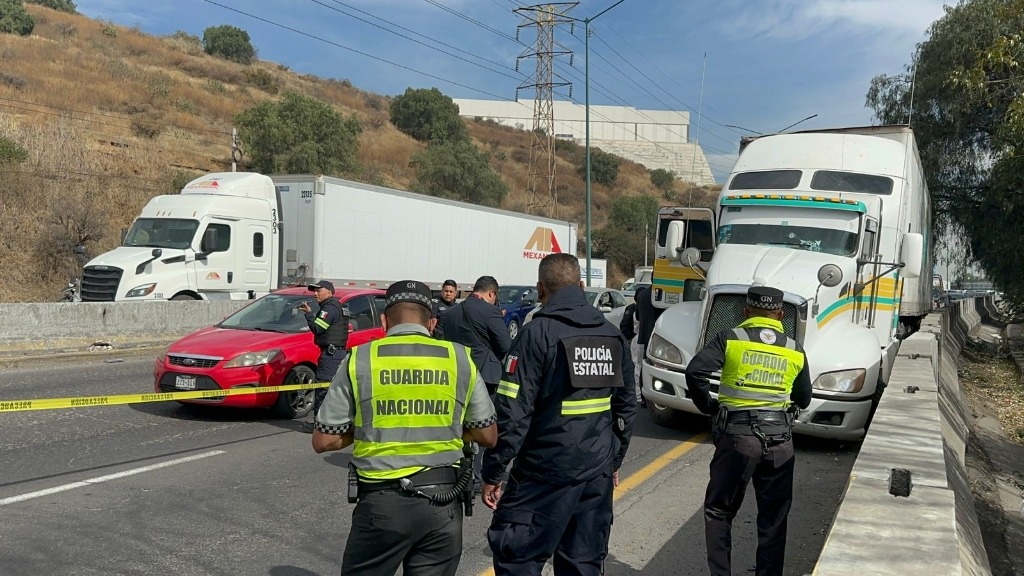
[340,488,463,576]
[488,471,613,576]
[704,433,795,576]
[314,346,344,415]
[472,386,498,488]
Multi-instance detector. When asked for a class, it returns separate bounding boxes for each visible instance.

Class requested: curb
[0,342,170,369]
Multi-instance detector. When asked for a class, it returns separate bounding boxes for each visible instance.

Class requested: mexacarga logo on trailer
[523,227,562,259]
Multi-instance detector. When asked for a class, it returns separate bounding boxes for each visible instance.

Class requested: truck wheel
[647,399,686,428]
[171,294,198,301]
[273,366,316,419]
[508,320,520,339]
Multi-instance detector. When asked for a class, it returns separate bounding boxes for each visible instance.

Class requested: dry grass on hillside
[0,5,717,301]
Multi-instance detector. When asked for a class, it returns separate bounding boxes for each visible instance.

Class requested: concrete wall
[0,301,252,354]
[814,299,994,575]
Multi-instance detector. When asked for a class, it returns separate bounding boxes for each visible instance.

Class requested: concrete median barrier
[814,298,995,576]
[0,301,252,356]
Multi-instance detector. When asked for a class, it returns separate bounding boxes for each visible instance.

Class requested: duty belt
[725,409,789,426]
[357,466,458,496]
[715,408,793,455]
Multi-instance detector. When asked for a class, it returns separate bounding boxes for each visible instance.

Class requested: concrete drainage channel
[814,297,1011,576]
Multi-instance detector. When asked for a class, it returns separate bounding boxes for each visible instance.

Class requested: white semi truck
[79,173,578,301]
[642,125,931,440]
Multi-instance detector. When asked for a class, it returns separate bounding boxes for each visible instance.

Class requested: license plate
[665,292,680,305]
[175,375,197,390]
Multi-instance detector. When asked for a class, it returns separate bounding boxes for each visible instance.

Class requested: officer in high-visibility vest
[684,286,812,576]
[312,279,498,576]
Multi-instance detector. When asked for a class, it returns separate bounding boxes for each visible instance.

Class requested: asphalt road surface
[0,355,859,576]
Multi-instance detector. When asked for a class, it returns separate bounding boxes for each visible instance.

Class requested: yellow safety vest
[348,333,478,480]
[719,317,804,411]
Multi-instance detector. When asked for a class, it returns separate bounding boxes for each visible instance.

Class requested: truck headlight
[648,333,683,365]
[223,349,281,368]
[813,369,866,393]
[126,283,157,297]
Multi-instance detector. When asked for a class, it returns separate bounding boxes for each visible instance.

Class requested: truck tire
[647,399,686,428]
[171,294,198,301]
[272,366,316,419]
[508,319,520,339]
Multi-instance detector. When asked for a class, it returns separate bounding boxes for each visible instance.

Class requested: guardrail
[813,298,995,576]
[0,301,252,353]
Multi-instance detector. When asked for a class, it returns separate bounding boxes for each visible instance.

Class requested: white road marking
[0,450,226,506]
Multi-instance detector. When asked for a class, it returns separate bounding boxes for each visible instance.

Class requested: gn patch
[561,335,623,389]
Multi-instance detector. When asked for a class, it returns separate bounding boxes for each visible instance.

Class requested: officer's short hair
[473,275,499,293]
[385,302,431,326]
[442,279,458,289]
[539,253,581,292]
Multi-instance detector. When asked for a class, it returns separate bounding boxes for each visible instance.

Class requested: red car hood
[168,326,307,358]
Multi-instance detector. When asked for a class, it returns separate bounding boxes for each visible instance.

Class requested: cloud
[721,0,946,42]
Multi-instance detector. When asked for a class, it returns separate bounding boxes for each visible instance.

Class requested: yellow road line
[476,432,711,576]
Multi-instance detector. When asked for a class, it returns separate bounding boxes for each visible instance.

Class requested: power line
[312,0,524,82]
[200,0,513,101]
[422,0,522,43]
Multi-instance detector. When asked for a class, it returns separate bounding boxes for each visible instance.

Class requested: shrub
[650,168,675,192]
[389,87,468,143]
[26,0,76,13]
[101,24,116,38]
[202,24,255,64]
[410,140,508,207]
[0,0,35,36]
[0,136,29,164]
[235,91,363,175]
[577,148,620,186]
[0,72,27,89]
[244,67,279,94]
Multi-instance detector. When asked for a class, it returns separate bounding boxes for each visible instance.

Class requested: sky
[75,0,950,183]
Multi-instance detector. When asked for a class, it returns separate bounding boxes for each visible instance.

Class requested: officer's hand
[612,470,620,488]
[481,483,502,510]
[298,302,311,313]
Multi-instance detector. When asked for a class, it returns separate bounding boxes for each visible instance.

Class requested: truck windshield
[218,294,315,333]
[123,218,199,250]
[717,223,858,256]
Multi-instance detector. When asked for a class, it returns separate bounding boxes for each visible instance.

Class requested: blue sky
[77,0,948,182]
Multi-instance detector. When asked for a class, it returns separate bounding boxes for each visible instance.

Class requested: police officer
[481,253,636,576]
[431,279,459,337]
[312,280,497,576]
[299,280,348,433]
[684,286,812,576]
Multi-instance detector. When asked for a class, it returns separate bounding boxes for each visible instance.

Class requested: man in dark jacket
[298,280,349,433]
[633,284,663,403]
[438,275,511,393]
[430,279,459,337]
[482,254,636,575]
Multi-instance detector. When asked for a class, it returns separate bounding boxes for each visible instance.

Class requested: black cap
[385,280,433,311]
[307,280,335,293]
[442,279,458,288]
[746,286,784,310]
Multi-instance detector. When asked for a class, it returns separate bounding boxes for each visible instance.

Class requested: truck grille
[701,294,798,347]
[81,266,123,302]
[168,355,221,369]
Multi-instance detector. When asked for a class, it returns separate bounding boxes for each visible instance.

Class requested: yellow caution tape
[0,382,331,413]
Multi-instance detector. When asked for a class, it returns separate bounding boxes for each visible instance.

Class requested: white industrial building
[453,98,716,186]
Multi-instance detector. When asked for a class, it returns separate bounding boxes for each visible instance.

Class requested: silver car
[524,287,629,328]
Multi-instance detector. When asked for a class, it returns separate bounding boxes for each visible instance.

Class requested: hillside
[0,5,720,302]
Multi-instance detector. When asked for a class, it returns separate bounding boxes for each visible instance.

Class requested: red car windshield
[218,294,316,333]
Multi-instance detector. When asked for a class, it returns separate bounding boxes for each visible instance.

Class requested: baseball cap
[385,280,433,311]
[307,280,335,293]
[746,286,784,310]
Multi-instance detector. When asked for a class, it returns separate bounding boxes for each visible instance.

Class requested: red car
[153,287,387,418]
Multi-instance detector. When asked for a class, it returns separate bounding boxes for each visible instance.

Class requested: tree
[26,0,75,13]
[202,25,256,64]
[235,91,362,176]
[410,140,508,207]
[866,0,1024,307]
[592,195,659,273]
[650,168,675,192]
[0,0,34,36]
[577,148,620,186]
[389,87,468,143]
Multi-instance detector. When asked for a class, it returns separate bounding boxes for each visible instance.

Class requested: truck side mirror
[679,247,701,267]
[73,244,86,256]
[201,228,219,253]
[151,248,163,258]
[900,233,923,279]
[666,220,686,255]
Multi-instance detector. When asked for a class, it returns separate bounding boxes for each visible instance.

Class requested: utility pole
[515,3,577,218]
[231,127,242,172]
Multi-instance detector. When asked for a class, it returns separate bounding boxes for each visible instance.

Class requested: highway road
[0,354,859,575]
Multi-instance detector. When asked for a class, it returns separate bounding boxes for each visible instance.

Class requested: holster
[347,462,359,504]
[461,442,478,518]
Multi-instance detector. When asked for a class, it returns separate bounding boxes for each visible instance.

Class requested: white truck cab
[642,126,931,440]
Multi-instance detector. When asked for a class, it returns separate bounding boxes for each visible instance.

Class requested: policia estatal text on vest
[312,280,498,576]
[684,286,812,576]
